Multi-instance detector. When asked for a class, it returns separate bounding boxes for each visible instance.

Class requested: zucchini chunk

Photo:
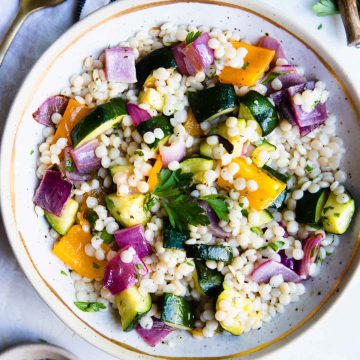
[263,165,288,210]
[161,293,195,330]
[193,260,223,297]
[296,189,329,224]
[163,218,189,250]
[239,90,279,136]
[137,115,173,150]
[71,98,127,148]
[188,84,238,123]
[109,164,132,178]
[185,244,233,264]
[199,141,215,159]
[105,193,150,227]
[136,47,177,86]
[45,198,79,235]
[179,157,214,183]
[322,192,355,234]
[248,209,273,227]
[251,140,276,167]
[115,286,152,331]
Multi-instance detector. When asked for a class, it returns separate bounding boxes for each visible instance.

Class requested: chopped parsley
[100,230,113,244]
[241,208,249,217]
[135,263,143,281]
[60,270,68,276]
[242,61,250,70]
[250,226,262,236]
[199,194,229,222]
[262,72,282,85]
[185,31,202,45]
[30,149,34,155]
[74,301,106,312]
[65,158,75,172]
[317,23,323,30]
[92,262,100,269]
[135,150,144,157]
[269,241,285,252]
[144,195,157,213]
[86,210,97,226]
[305,165,313,173]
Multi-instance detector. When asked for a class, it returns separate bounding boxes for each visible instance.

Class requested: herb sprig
[199,194,229,222]
[74,301,106,312]
[185,31,202,45]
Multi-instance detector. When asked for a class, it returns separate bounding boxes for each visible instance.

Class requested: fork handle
[0,8,29,66]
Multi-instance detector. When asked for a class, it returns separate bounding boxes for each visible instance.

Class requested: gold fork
[0,0,65,65]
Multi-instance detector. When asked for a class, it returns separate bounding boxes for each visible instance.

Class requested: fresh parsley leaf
[317,23,323,30]
[65,158,74,172]
[241,208,249,217]
[86,210,97,226]
[185,31,202,45]
[262,72,282,85]
[74,301,106,312]
[305,165,313,173]
[162,198,209,232]
[92,262,100,269]
[242,61,250,70]
[250,226,262,236]
[100,230,113,244]
[144,195,157,213]
[269,241,285,252]
[135,150,144,157]
[30,149,34,155]
[135,263,143,281]
[60,270,68,276]
[312,0,338,16]
[199,194,229,222]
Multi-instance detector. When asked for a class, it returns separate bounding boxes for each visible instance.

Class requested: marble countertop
[0,0,359,359]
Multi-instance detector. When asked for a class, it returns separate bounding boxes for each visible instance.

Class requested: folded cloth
[77,0,116,20]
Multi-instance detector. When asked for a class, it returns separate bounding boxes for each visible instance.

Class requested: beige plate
[1,0,360,359]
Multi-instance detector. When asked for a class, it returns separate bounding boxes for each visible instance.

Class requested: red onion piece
[173,33,214,76]
[104,245,148,295]
[159,136,186,167]
[251,259,302,283]
[197,200,229,238]
[126,103,151,126]
[114,225,153,258]
[105,47,137,83]
[62,146,92,183]
[278,250,298,272]
[32,95,69,126]
[136,317,173,347]
[70,139,101,174]
[299,234,324,279]
[33,169,72,216]
[258,35,286,64]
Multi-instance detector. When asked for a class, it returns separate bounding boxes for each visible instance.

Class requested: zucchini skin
[136,47,177,86]
[296,189,329,224]
[161,293,195,329]
[194,260,223,297]
[71,98,127,148]
[163,218,189,250]
[188,84,238,123]
[263,165,288,209]
[240,90,279,136]
[185,244,233,264]
[137,115,173,149]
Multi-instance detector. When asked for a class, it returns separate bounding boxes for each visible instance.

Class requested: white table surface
[0,0,359,359]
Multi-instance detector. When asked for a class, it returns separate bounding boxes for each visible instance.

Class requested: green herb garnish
[185,31,202,45]
[60,270,68,276]
[100,230,113,244]
[30,149,34,155]
[317,23,323,30]
[305,165,313,173]
[86,210,97,226]
[135,150,144,157]
[250,226,262,236]
[241,208,249,217]
[269,241,285,252]
[199,194,229,222]
[65,158,75,172]
[262,72,282,85]
[144,194,157,213]
[74,301,106,312]
[242,61,250,70]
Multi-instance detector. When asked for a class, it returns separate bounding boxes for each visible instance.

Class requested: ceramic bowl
[1,0,360,359]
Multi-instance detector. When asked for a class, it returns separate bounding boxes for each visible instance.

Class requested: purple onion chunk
[299,234,324,279]
[32,95,69,126]
[251,259,302,283]
[104,245,148,295]
[70,139,101,174]
[258,35,286,64]
[62,146,92,183]
[159,136,186,167]
[33,169,72,216]
[114,225,153,258]
[279,250,298,272]
[105,47,137,83]
[171,43,192,76]
[136,317,173,347]
[126,103,151,126]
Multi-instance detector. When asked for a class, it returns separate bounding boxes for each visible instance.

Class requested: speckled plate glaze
[1,0,360,359]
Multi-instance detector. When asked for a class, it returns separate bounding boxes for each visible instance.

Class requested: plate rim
[1,0,360,359]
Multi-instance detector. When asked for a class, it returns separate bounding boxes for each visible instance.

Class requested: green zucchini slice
[193,260,223,297]
[296,188,329,224]
[185,244,233,264]
[161,293,195,330]
[188,84,238,123]
[115,286,152,331]
[71,98,127,148]
[263,165,288,210]
[163,218,189,250]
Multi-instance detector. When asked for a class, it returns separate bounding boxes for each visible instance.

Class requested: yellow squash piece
[52,99,91,145]
[219,42,275,86]
[53,225,107,280]
[139,88,164,111]
[217,157,286,210]
[184,109,203,137]
[147,155,163,191]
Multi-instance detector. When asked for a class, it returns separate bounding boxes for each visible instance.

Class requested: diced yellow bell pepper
[147,155,163,191]
[52,99,91,145]
[219,42,275,87]
[217,157,286,210]
[138,88,164,111]
[53,225,107,280]
[184,109,203,137]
